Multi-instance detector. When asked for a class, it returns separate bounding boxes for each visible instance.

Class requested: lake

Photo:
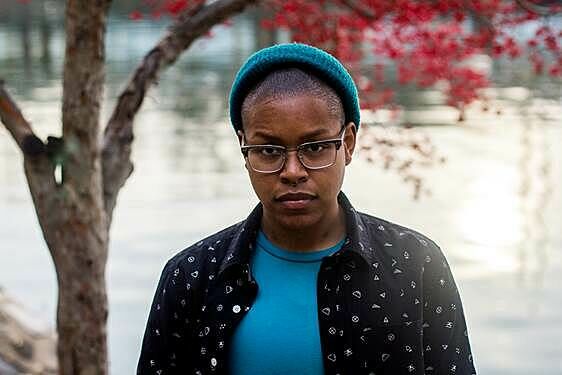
[1,2,561,374]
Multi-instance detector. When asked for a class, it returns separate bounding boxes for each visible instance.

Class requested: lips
[275,192,317,210]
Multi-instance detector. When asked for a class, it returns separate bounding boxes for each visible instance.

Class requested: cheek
[316,164,345,195]
[333,157,347,188]
[247,172,273,199]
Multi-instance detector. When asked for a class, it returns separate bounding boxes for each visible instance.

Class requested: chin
[273,210,323,231]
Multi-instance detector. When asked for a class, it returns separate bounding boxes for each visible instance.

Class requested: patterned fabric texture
[137,192,477,375]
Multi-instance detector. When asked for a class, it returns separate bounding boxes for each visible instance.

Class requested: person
[137,42,476,375]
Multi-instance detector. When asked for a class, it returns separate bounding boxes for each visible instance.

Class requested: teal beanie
[229,43,360,133]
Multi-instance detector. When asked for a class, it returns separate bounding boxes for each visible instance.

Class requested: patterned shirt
[228,231,344,374]
[137,192,477,375]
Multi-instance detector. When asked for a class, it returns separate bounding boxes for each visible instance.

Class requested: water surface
[1,3,561,374]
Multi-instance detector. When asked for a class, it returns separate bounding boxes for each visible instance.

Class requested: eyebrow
[250,128,333,144]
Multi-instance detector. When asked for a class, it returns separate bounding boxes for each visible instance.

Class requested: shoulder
[354,210,460,291]
[355,210,447,264]
[158,221,245,286]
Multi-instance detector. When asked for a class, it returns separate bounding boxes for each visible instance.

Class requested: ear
[343,122,357,165]
[237,130,245,146]
[237,130,250,171]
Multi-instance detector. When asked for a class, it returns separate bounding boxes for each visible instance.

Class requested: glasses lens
[247,146,285,173]
[300,142,337,169]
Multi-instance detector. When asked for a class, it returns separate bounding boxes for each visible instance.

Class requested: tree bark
[515,0,561,15]
[54,0,112,373]
[1,78,107,375]
[54,248,108,375]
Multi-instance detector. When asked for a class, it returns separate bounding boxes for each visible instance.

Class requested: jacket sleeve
[137,259,195,374]
[422,245,477,374]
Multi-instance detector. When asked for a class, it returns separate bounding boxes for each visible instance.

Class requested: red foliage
[128,10,144,21]
[136,0,561,112]
[132,0,204,19]
[164,0,189,15]
[258,0,561,110]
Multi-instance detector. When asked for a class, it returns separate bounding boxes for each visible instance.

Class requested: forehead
[242,94,341,142]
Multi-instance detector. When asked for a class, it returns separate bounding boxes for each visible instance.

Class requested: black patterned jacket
[137,192,477,375]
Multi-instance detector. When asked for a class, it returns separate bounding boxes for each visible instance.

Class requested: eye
[260,147,282,156]
[304,143,327,153]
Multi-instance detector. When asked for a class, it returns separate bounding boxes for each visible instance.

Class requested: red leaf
[128,11,143,21]
[165,0,189,15]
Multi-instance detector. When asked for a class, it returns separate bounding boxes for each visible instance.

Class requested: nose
[279,150,308,185]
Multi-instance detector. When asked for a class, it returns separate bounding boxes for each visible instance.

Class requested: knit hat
[228,42,360,133]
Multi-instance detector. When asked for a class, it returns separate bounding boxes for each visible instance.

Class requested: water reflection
[516,94,555,290]
[1,3,561,374]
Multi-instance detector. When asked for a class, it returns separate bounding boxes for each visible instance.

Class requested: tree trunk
[23,157,110,375]
[55,248,108,375]
[53,0,111,373]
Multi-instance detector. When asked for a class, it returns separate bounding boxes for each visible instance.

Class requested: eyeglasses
[240,126,346,173]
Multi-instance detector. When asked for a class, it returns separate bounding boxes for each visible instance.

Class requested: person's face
[239,94,357,231]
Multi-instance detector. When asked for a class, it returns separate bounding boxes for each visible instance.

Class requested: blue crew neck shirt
[227,231,345,375]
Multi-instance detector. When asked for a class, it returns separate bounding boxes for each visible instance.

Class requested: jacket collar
[218,191,375,277]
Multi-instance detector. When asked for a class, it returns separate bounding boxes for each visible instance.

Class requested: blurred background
[0,0,561,374]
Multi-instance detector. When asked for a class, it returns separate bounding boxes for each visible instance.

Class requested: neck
[260,200,346,252]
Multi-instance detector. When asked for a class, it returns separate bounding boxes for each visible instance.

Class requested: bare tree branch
[0,82,66,251]
[0,81,44,156]
[515,0,561,16]
[339,0,378,20]
[462,0,495,38]
[102,0,258,222]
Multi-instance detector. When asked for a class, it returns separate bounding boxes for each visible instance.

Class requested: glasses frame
[240,125,347,174]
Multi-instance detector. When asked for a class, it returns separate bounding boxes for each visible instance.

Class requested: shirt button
[232,305,241,313]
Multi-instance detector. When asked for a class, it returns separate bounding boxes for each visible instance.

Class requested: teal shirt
[227,231,345,375]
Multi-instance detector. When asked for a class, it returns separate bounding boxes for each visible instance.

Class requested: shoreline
[0,287,57,374]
